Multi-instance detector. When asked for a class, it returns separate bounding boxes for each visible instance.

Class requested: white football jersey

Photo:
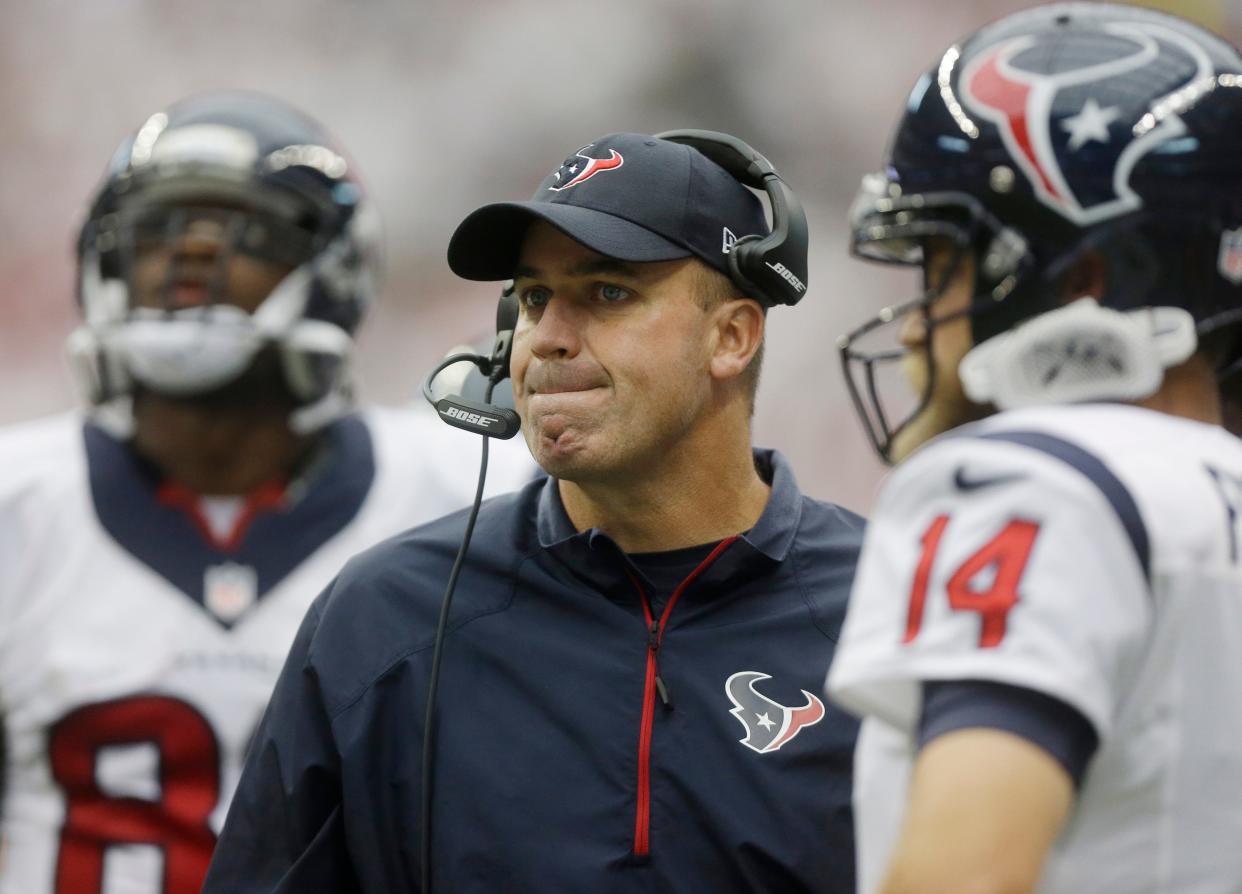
[827,403,1242,894]
[0,406,535,894]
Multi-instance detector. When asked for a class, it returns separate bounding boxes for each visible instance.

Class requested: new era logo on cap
[446,132,769,284]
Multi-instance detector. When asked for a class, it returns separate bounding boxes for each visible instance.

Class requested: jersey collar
[85,414,376,627]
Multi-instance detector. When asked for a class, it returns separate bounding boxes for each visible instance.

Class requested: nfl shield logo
[204,563,258,623]
[1219,229,1242,285]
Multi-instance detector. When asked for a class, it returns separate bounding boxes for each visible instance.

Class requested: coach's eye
[598,283,630,303]
[521,286,551,308]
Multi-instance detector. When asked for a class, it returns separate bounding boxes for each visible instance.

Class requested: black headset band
[653,129,777,185]
[653,128,808,307]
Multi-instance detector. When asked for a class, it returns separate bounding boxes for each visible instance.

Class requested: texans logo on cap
[959,21,1213,225]
[548,145,624,191]
[725,671,825,754]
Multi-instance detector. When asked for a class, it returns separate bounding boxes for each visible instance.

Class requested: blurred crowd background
[3,0,1238,513]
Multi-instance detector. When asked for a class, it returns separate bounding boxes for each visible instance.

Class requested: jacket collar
[534,449,804,597]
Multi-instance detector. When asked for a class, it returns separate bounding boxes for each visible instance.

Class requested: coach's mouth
[524,363,608,396]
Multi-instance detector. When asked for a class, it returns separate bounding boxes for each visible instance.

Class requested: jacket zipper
[627,536,739,857]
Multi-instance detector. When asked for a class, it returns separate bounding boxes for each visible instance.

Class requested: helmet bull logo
[725,671,826,754]
[958,22,1214,225]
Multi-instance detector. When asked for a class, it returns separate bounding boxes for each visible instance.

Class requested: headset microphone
[419,282,523,893]
[427,388,520,438]
[420,284,521,438]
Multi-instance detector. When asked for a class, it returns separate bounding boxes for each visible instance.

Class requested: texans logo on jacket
[725,671,826,754]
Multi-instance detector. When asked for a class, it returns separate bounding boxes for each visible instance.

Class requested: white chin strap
[69,243,360,432]
[73,251,351,393]
[959,298,1199,411]
[109,305,265,396]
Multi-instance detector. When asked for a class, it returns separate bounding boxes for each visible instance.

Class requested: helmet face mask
[841,175,1033,462]
[71,91,381,431]
[119,201,323,283]
[842,2,1242,462]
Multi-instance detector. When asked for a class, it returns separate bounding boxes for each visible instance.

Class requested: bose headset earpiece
[654,129,809,308]
[420,283,521,439]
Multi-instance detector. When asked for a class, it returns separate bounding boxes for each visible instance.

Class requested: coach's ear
[708,297,765,384]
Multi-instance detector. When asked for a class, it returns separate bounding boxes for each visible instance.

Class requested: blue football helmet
[69,90,382,431]
[841,2,1242,461]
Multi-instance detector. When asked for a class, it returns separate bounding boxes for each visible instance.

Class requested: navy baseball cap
[447,132,769,281]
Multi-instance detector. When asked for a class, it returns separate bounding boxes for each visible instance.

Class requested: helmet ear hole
[978,228,1028,287]
[1057,250,1109,306]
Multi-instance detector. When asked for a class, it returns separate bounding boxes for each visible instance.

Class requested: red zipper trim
[626,535,740,857]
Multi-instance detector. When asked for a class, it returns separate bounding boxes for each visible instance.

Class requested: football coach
[204,131,863,893]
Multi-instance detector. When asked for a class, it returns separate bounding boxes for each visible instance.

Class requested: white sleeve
[0,497,14,692]
[365,404,538,515]
[0,424,61,711]
[826,433,1152,741]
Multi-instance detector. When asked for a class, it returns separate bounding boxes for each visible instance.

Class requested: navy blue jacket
[203,450,863,893]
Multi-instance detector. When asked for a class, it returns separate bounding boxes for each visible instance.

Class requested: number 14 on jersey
[904,515,1042,648]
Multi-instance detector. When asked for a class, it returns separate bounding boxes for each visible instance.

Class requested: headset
[418,130,806,892]
[654,129,809,309]
[420,287,522,439]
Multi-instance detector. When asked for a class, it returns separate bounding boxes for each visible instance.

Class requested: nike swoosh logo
[953,466,1027,492]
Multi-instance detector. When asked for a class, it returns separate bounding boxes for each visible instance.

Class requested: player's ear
[708,298,765,384]
[1059,250,1109,304]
